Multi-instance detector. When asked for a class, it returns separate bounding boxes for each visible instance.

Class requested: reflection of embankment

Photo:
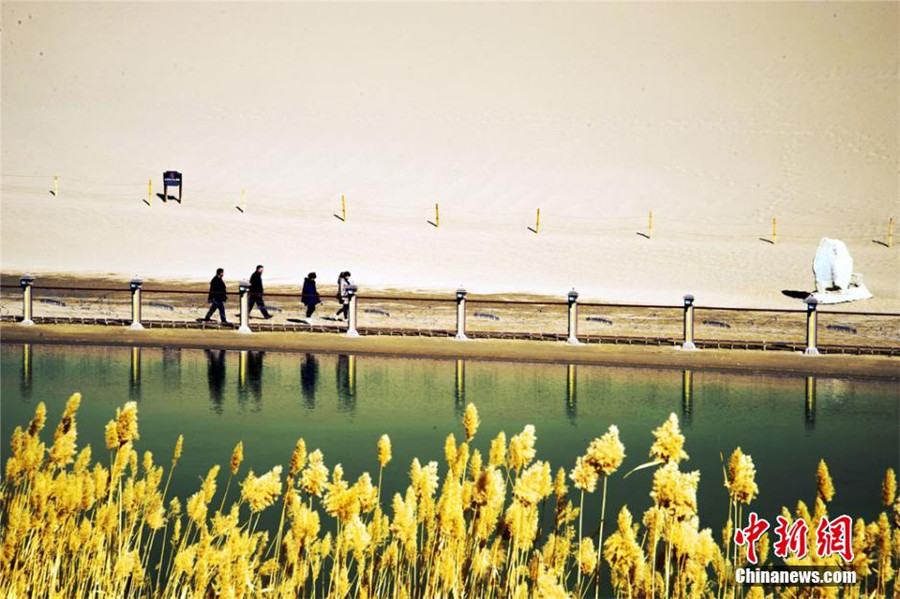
[11,342,844,430]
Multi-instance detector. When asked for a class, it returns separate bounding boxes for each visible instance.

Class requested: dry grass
[1,395,897,598]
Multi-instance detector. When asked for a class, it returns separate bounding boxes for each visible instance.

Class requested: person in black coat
[301,272,322,318]
[202,268,229,323]
[249,264,272,319]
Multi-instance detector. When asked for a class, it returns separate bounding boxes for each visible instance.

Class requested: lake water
[1,343,897,535]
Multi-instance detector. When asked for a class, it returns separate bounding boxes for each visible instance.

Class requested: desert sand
[2,3,898,310]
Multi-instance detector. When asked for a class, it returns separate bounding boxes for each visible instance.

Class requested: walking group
[202,267,353,324]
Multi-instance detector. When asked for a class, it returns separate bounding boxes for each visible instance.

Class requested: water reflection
[129,347,141,400]
[805,376,816,430]
[300,354,319,408]
[2,343,897,547]
[566,364,577,421]
[162,348,182,383]
[336,354,356,414]
[4,344,840,439]
[237,350,264,409]
[454,359,466,416]
[206,349,226,413]
[682,370,693,425]
[20,343,32,399]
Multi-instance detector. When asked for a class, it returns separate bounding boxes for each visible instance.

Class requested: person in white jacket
[335,271,352,320]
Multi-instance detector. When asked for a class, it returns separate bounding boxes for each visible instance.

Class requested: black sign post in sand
[162,170,183,203]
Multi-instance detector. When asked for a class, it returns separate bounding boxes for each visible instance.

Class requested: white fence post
[129,278,144,330]
[567,289,579,345]
[455,287,468,340]
[804,297,819,355]
[346,285,359,337]
[238,280,252,334]
[682,294,697,350]
[20,274,35,326]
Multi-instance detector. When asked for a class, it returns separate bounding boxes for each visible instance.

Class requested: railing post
[238,280,252,334]
[19,274,35,326]
[129,278,144,330]
[804,297,819,355]
[346,284,359,337]
[455,287,468,340]
[682,294,697,350]
[567,289,579,345]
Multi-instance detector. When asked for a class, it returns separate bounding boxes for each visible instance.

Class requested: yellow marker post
[535,208,541,234]
[341,195,347,222]
[889,217,894,248]
[148,179,152,206]
[649,211,653,240]
[772,216,777,245]
[435,203,440,228]
[53,174,58,197]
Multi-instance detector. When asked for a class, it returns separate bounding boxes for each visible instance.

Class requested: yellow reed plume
[27,401,47,436]
[300,449,329,498]
[578,537,598,576]
[116,401,140,445]
[726,447,759,505]
[649,413,688,465]
[651,462,700,520]
[289,438,307,479]
[570,456,598,493]
[0,396,895,599]
[172,434,183,464]
[241,465,283,512]
[585,425,626,477]
[230,441,243,475]
[487,432,506,470]
[377,434,392,468]
[509,425,537,472]
[463,403,480,442]
[883,468,897,507]
[605,506,645,596]
[817,459,835,502]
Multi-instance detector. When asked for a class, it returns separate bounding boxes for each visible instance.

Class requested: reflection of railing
[2,278,899,356]
[12,343,834,431]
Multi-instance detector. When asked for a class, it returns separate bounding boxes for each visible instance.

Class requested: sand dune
[2,2,897,309]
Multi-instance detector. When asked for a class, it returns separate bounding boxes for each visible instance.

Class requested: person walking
[202,268,230,324]
[335,271,352,321]
[249,264,272,319]
[301,272,322,318]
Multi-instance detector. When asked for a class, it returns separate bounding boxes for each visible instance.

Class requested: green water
[1,343,897,534]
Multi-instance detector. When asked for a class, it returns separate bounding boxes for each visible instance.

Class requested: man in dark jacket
[301,272,322,318]
[202,268,229,324]
[249,264,272,319]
